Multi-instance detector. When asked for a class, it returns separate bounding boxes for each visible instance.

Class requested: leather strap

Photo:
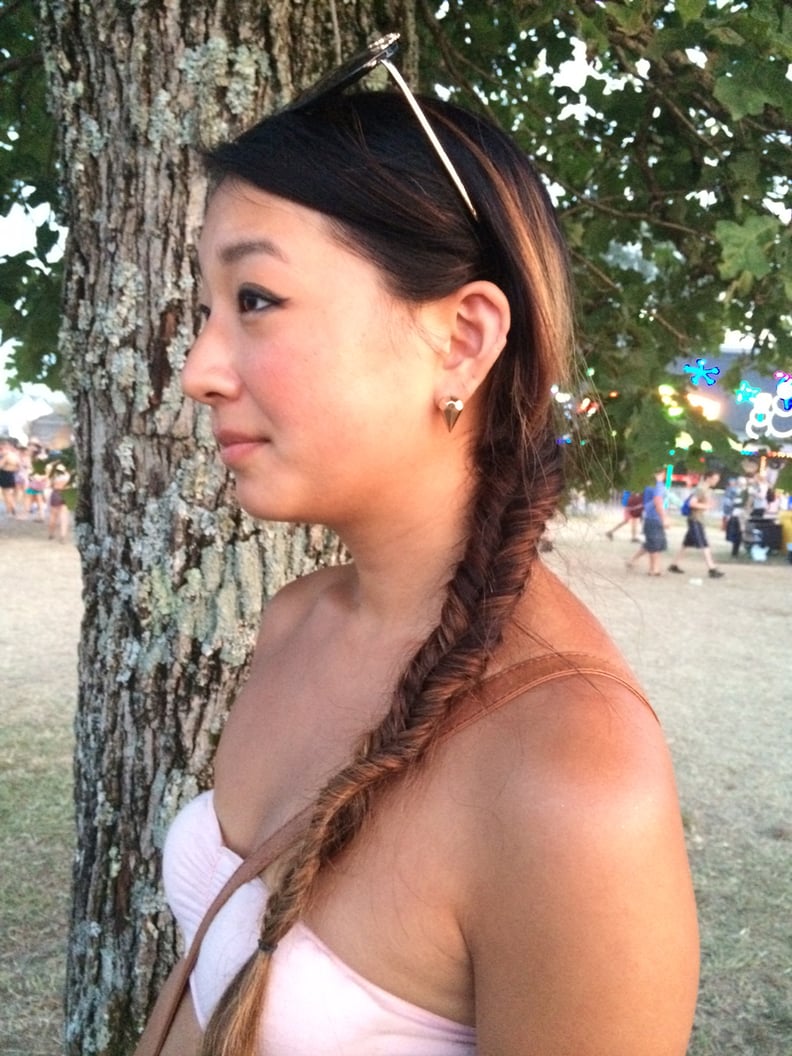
[134,649,650,1055]
[444,650,655,738]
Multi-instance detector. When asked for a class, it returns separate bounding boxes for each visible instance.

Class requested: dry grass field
[1,507,790,1054]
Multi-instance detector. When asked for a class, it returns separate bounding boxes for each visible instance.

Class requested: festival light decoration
[735,380,761,404]
[687,392,721,421]
[776,376,792,412]
[658,384,685,417]
[684,358,721,386]
[745,391,792,440]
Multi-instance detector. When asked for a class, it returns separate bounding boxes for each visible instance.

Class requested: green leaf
[676,0,707,27]
[714,74,769,120]
[715,216,780,281]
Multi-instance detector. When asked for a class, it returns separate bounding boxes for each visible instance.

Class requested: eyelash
[197,286,284,321]
[238,286,282,314]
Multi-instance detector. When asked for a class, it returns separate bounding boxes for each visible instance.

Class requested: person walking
[669,470,724,578]
[605,490,643,541]
[722,476,746,559]
[627,468,669,575]
[0,438,21,517]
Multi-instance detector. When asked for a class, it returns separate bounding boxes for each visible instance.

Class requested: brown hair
[199,89,573,1055]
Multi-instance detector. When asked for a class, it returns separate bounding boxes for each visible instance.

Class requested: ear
[426,280,511,407]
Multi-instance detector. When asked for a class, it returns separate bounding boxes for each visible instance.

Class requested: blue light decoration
[684,358,721,386]
[775,372,792,411]
[734,379,761,404]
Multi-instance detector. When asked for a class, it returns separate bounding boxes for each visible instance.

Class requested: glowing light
[684,358,720,387]
[701,441,713,452]
[659,384,685,418]
[734,380,760,404]
[675,432,693,450]
[687,392,721,421]
[776,377,792,412]
[746,391,792,440]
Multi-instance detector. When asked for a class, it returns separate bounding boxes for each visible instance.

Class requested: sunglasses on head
[289,32,478,221]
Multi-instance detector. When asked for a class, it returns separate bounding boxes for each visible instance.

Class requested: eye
[238,286,282,314]
[195,303,210,331]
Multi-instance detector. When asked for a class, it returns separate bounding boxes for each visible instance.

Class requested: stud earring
[442,398,464,433]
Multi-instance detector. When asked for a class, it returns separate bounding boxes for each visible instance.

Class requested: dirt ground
[1,505,790,1054]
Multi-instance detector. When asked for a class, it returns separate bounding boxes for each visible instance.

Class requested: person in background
[605,489,643,541]
[722,476,746,559]
[0,438,22,517]
[46,461,71,542]
[669,470,724,578]
[627,467,669,576]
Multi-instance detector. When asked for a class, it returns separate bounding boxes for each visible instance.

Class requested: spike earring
[442,398,464,433]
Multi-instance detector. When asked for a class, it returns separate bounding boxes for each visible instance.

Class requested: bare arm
[466,685,699,1056]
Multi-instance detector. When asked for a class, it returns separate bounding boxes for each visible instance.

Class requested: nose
[181,316,240,406]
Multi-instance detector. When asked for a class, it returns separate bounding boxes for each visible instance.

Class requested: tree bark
[37,1,416,1052]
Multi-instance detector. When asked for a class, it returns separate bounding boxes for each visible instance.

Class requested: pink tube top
[163,791,477,1054]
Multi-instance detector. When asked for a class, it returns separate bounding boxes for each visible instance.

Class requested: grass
[2,513,791,1054]
[0,713,74,1056]
[687,827,792,1055]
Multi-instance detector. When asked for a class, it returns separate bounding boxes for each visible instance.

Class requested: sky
[0,202,63,398]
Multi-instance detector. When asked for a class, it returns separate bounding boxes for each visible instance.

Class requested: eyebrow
[218,238,288,265]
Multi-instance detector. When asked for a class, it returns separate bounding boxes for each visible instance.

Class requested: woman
[161,36,698,1056]
[46,461,71,542]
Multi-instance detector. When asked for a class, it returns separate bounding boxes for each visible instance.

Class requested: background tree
[5,1,790,468]
[419,0,790,486]
[0,0,62,387]
[35,2,414,1053]
[2,0,789,1052]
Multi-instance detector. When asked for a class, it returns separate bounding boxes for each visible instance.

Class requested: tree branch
[570,249,621,292]
[416,0,501,96]
[0,49,42,79]
[0,0,29,25]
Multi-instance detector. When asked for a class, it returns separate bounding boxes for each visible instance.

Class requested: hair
[198,89,575,1056]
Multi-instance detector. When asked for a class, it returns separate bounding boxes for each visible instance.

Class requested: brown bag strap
[443,650,655,738]
[135,649,650,1055]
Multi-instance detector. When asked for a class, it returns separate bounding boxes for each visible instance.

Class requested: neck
[330,460,476,637]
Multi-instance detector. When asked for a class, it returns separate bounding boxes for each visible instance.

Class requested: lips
[213,428,268,466]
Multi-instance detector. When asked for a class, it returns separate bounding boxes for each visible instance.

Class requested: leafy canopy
[1,0,789,481]
[0,0,62,389]
[418,0,790,485]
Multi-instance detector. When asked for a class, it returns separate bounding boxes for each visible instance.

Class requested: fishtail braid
[201,419,563,1056]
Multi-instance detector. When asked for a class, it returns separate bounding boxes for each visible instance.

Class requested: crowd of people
[612,467,788,577]
[0,436,73,542]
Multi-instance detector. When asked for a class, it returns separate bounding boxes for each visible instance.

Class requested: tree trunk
[36,2,417,1052]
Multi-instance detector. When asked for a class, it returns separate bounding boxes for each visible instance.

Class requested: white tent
[0,394,54,444]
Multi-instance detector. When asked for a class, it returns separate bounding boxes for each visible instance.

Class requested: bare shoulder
[454,673,699,1055]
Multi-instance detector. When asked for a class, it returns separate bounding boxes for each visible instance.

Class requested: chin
[232,479,314,526]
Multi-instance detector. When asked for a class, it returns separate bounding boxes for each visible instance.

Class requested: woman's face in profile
[183,181,445,529]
